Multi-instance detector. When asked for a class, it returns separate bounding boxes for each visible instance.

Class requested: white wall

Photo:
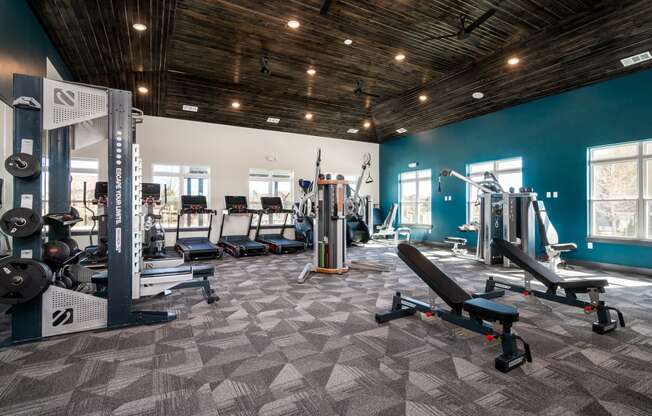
[72,115,379,247]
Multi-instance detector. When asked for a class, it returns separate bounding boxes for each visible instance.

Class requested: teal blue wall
[0,0,71,103]
[380,69,652,269]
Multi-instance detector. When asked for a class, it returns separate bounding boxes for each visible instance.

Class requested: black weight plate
[0,258,52,305]
[4,153,41,179]
[60,237,79,252]
[0,208,43,238]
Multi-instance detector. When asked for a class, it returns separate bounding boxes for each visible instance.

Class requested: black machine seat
[492,239,608,292]
[397,243,471,309]
[463,297,519,323]
[550,243,578,251]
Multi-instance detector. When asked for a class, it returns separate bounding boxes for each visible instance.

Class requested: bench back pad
[491,238,563,286]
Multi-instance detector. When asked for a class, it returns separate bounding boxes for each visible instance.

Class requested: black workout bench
[486,238,625,334]
[376,243,532,373]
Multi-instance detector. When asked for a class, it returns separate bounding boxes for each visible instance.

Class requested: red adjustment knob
[485,335,494,341]
[583,306,594,313]
[424,311,434,318]
[522,290,529,296]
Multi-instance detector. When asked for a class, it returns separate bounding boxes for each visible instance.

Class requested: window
[589,140,652,241]
[466,157,523,223]
[248,169,294,226]
[42,158,99,230]
[152,164,210,228]
[399,169,432,226]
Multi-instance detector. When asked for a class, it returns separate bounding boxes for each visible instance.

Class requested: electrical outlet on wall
[553,191,558,198]
[546,191,551,198]
[587,242,593,249]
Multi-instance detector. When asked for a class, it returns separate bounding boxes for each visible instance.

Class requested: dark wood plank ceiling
[28,0,652,142]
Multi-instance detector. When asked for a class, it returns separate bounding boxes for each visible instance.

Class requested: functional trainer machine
[219,196,268,257]
[486,239,625,334]
[0,75,197,344]
[438,169,537,265]
[376,243,532,373]
[175,195,223,261]
[254,196,305,254]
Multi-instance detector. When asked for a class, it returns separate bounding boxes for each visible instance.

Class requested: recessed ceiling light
[305,112,313,120]
[344,39,353,46]
[137,86,148,94]
[231,101,241,109]
[418,94,427,102]
[287,20,300,29]
[307,68,316,76]
[472,92,484,99]
[395,53,406,62]
[182,105,198,112]
[132,23,147,31]
[507,56,520,66]
[267,117,281,124]
[363,121,371,128]
[347,128,359,134]
[396,128,407,134]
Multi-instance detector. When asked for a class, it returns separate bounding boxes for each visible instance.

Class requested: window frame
[588,140,652,243]
[248,168,295,227]
[152,164,211,229]
[398,169,432,227]
[466,157,523,224]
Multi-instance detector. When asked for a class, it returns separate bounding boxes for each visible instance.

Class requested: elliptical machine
[345,153,374,245]
[142,183,166,259]
[80,181,109,267]
[293,179,314,246]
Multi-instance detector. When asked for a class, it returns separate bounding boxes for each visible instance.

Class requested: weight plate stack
[0,257,53,305]
[4,153,41,179]
[43,240,72,266]
[0,207,43,238]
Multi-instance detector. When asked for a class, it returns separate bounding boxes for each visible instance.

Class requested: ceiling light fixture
[307,68,316,76]
[267,117,280,124]
[182,105,198,112]
[132,23,147,31]
[472,92,484,99]
[347,128,359,134]
[395,53,406,62]
[363,121,371,128]
[621,51,651,67]
[137,86,148,94]
[305,112,313,120]
[344,39,353,45]
[507,56,520,66]
[287,20,300,29]
[419,94,428,102]
[231,101,241,109]
[396,128,407,134]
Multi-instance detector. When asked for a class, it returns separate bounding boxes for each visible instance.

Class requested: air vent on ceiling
[396,128,407,134]
[621,51,651,67]
[347,128,359,134]
[182,105,198,112]
[267,117,280,124]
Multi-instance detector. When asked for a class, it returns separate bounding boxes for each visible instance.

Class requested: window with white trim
[589,140,652,241]
[466,157,523,223]
[399,169,432,226]
[248,169,294,226]
[152,164,210,228]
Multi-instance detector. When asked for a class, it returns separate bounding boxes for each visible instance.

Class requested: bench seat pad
[463,297,519,322]
[557,278,608,292]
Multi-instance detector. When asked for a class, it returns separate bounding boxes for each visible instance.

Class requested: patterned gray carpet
[1,241,651,416]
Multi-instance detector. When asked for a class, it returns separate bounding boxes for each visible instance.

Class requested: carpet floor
[0,241,651,415]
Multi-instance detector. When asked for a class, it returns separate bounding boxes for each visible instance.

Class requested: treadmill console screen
[142,183,161,199]
[181,195,208,210]
[261,196,284,213]
[225,196,248,213]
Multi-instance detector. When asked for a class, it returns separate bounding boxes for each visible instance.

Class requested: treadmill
[218,196,268,257]
[141,183,183,269]
[255,197,306,254]
[175,195,223,261]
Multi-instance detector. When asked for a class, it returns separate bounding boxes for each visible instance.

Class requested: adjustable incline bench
[376,243,532,373]
[486,238,625,334]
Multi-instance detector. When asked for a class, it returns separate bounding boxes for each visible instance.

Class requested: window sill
[587,236,652,247]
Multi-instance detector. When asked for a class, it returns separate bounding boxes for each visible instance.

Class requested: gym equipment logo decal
[52,308,74,326]
[53,88,75,107]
